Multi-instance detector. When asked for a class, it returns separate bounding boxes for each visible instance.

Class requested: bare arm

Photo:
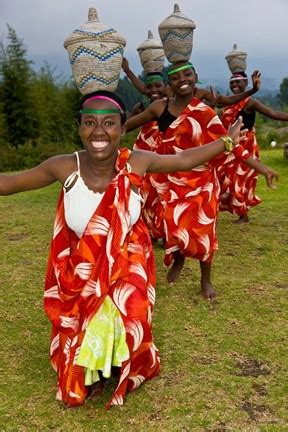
[130,118,244,174]
[125,99,163,131]
[0,155,70,196]
[245,158,278,188]
[248,98,288,121]
[122,58,146,94]
[200,71,261,107]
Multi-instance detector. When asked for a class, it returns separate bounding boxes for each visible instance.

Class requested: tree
[0,25,37,146]
[279,77,288,106]
[116,76,143,112]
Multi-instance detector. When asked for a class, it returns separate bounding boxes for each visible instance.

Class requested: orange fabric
[136,98,249,265]
[134,121,165,240]
[218,99,261,216]
[44,148,160,408]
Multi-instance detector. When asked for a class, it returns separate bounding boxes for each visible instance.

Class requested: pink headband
[83,95,123,112]
[230,74,248,82]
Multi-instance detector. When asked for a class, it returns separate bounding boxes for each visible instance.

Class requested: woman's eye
[83,121,94,126]
[105,121,114,126]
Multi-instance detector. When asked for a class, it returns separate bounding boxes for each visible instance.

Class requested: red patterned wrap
[44,148,160,409]
[135,98,249,266]
[134,121,165,240]
[217,98,261,216]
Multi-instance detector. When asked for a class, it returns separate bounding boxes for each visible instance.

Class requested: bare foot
[87,380,105,400]
[234,215,249,224]
[167,253,185,284]
[201,280,216,299]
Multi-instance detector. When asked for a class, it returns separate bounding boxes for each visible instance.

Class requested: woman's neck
[82,151,118,179]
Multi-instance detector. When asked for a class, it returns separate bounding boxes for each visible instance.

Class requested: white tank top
[63,152,142,238]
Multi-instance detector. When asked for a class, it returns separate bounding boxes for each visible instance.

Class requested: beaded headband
[82,95,124,113]
[167,63,194,76]
[80,109,120,115]
[230,74,248,82]
[144,75,164,85]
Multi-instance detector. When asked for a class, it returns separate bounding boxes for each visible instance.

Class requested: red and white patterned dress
[44,148,160,409]
[217,98,261,216]
[134,121,165,240]
[135,98,249,266]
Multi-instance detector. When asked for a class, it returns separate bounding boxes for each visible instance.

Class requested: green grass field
[0,149,287,431]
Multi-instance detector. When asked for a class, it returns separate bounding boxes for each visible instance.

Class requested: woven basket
[158,4,196,63]
[63,8,126,94]
[225,44,247,73]
[137,30,165,73]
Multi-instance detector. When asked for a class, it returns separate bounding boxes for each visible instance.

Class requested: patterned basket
[63,8,126,94]
[158,4,196,63]
[137,30,165,73]
[225,44,247,73]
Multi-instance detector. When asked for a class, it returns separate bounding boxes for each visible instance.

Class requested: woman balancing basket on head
[123,11,261,243]
[122,30,167,241]
[2,7,273,409]
[126,4,278,300]
[217,44,288,223]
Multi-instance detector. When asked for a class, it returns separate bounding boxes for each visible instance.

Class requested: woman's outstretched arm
[0,155,69,195]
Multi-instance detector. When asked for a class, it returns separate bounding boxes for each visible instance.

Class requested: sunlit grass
[0,149,287,431]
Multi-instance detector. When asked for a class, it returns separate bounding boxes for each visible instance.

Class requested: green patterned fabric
[77,297,130,385]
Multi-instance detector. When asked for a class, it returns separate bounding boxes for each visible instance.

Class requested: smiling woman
[125,61,278,299]
[0,89,276,409]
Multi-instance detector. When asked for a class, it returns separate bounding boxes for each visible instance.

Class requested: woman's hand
[251,70,261,92]
[263,167,278,189]
[227,116,245,146]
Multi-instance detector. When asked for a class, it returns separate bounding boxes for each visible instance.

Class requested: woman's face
[79,99,125,161]
[230,78,248,94]
[145,81,165,101]
[168,64,196,97]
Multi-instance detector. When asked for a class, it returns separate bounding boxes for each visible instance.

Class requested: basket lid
[158,4,196,30]
[137,30,163,51]
[63,7,126,48]
[225,44,247,60]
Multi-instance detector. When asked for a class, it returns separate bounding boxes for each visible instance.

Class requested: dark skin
[227,76,288,224]
[122,57,261,111]
[122,58,166,116]
[230,77,288,120]
[125,62,278,298]
[0,98,250,196]
[0,98,277,302]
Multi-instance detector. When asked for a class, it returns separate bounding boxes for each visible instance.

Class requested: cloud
[1,0,287,85]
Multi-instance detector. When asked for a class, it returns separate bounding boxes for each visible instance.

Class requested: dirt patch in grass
[241,400,278,424]
[274,282,288,289]
[252,383,268,396]
[235,357,271,377]
[5,232,29,241]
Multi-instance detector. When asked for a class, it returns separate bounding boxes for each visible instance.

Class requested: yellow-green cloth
[76,296,130,386]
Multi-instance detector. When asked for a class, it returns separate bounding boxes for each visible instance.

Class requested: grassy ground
[0,149,287,431]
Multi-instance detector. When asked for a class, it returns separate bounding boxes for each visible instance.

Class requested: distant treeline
[1,25,288,171]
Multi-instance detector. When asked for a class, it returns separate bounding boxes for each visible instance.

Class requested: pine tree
[0,25,38,146]
[279,77,288,107]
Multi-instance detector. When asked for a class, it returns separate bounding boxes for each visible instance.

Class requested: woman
[122,58,167,240]
[122,58,262,110]
[0,90,253,408]
[218,71,288,223]
[123,59,261,241]
[126,62,277,299]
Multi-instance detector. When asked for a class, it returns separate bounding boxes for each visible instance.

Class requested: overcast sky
[0,0,287,89]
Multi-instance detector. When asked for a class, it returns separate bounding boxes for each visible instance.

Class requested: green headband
[80,109,121,115]
[144,75,164,85]
[167,63,194,76]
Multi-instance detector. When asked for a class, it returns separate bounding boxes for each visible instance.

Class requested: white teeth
[180,84,189,89]
[91,141,109,149]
